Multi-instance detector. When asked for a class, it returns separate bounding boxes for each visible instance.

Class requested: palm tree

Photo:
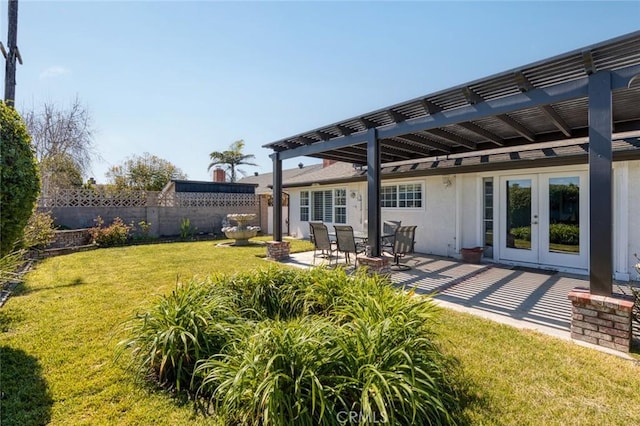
[207,140,258,182]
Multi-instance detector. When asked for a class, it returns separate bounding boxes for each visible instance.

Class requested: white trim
[475,176,483,249]
[614,162,630,281]
[455,174,462,253]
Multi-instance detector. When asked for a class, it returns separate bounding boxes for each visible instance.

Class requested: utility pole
[2,0,22,107]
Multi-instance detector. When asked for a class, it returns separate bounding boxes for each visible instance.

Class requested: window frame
[300,187,348,224]
[380,182,424,209]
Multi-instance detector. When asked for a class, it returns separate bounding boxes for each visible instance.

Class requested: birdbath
[222,213,260,246]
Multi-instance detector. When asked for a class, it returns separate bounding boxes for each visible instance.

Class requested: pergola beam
[426,128,477,149]
[463,85,536,142]
[515,71,572,137]
[272,130,369,160]
[540,105,572,137]
[381,138,433,157]
[456,122,504,146]
[335,124,353,136]
[387,109,407,123]
[376,74,592,140]
[495,114,536,141]
[315,130,334,141]
[360,117,379,129]
[396,133,452,153]
[582,50,597,75]
[421,99,442,115]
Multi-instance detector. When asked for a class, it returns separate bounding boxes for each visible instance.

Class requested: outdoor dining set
[308,221,417,270]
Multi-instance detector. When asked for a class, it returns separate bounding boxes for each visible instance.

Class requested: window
[334,189,347,224]
[301,188,347,224]
[381,183,423,208]
[300,191,309,222]
[381,186,397,207]
[483,178,494,259]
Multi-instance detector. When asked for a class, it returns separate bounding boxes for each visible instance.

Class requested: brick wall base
[567,287,634,352]
[266,241,290,261]
[49,229,92,248]
[357,256,390,276]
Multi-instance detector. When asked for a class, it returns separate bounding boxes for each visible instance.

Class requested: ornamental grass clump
[195,317,341,425]
[117,278,245,392]
[119,267,463,424]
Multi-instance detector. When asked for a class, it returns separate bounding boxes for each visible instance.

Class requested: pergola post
[272,153,283,242]
[588,71,613,296]
[366,128,381,256]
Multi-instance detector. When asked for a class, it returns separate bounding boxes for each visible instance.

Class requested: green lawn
[2,238,640,425]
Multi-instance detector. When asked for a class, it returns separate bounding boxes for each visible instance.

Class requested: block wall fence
[38,190,263,237]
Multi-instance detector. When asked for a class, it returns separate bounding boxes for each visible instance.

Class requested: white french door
[499,171,588,270]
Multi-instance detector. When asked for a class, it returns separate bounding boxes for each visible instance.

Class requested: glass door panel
[548,177,580,255]
[500,176,538,263]
[539,172,588,269]
[506,179,532,251]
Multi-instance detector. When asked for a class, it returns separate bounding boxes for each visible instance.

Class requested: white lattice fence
[157,192,259,208]
[39,189,157,208]
[39,189,260,209]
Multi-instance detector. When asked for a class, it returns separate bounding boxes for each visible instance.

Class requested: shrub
[225,267,306,320]
[180,218,195,240]
[509,226,531,242]
[121,267,463,424]
[133,220,155,242]
[549,223,579,245]
[0,101,40,256]
[22,211,56,250]
[196,316,340,425]
[331,286,460,425]
[0,250,26,286]
[89,216,132,247]
[117,278,245,392]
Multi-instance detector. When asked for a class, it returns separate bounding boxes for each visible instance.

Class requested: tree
[106,152,187,191]
[40,153,84,190]
[0,101,40,255]
[207,140,257,183]
[22,97,97,190]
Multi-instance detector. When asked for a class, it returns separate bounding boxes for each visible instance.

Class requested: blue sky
[4,1,640,183]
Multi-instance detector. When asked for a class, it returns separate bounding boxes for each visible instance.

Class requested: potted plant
[460,246,483,264]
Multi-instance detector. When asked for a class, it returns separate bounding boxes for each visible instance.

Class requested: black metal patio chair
[333,225,366,265]
[383,225,417,270]
[309,222,337,265]
[381,220,401,249]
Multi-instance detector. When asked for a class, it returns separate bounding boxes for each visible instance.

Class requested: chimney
[323,159,337,168]
[213,167,226,182]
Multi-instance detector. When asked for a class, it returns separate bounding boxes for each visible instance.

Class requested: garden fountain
[222,213,260,246]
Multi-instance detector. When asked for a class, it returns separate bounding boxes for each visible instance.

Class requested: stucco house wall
[286,159,640,280]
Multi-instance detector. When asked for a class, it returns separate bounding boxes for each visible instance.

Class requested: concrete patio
[281,250,636,357]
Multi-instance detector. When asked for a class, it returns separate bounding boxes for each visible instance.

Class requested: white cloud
[39,66,70,79]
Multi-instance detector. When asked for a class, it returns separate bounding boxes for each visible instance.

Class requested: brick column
[357,256,390,276]
[567,287,634,352]
[265,241,290,261]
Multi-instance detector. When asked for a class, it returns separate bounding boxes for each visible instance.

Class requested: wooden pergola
[264,31,640,296]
